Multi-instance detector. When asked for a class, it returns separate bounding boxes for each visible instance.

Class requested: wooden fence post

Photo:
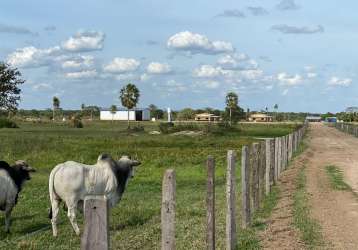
[207,156,215,250]
[162,169,176,250]
[251,143,260,211]
[226,150,237,250]
[265,139,271,195]
[274,138,279,182]
[288,134,293,161]
[241,146,251,228]
[270,139,275,186]
[259,142,266,204]
[277,138,282,177]
[81,196,109,250]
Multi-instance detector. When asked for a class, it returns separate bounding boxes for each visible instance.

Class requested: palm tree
[226,92,238,125]
[274,104,279,121]
[120,83,140,129]
[52,96,60,121]
[110,105,117,123]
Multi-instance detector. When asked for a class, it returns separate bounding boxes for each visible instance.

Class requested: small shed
[195,113,221,122]
[306,116,322,122]
[249,114,273,122]
[325,117,337,123]
[100,108,150,121]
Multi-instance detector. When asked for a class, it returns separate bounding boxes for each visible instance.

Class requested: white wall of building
[142,109,150,120]
[100,110,150,121]
[100,111,136,121]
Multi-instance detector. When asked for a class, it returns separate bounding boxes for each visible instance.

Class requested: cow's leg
[51,199,60,237]
[67,201,80,236]
[4,206,13,233]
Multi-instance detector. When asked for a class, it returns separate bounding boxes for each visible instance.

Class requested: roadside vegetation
[325,165,351,191]
[293,167,323,249]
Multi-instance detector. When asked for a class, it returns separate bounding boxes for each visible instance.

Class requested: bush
[70,116,83,128]
[0,118,18,128]
[128,125,145,132]
[158,122,174,134]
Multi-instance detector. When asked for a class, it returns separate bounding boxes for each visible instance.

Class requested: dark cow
[0,160,36,233]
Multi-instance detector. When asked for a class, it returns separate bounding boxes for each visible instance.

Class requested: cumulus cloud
[217,54,258,70]
[0,23,38,36]
[271,24,324,34]
[199,80,220,89]
[247,7,269,16]
[6,46,61,68]
[215,9,245,19]
[147,62,172,74]
[167,31,234,55]
[307,72,317,79]
[62,30,105,52]
[165,80,188,92]
[65,69,98,79]
[328,77,352,87]
[103,57,140,74]
[277,72,303,86]
[193,65,224,78]
[276,0,300,11]
[61,55,94,69]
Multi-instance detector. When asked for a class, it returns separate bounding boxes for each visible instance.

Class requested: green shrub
[128,125,145,132]
[158,122,174,134]
[70,117,83,128]
[0,118,18,128]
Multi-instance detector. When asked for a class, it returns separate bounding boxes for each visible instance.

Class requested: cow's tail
[48,165,61,219]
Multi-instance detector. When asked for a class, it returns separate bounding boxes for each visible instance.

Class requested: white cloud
[240,69,263,80]
[277,72,303,86]
[195,80,220,89]
[193,65,224,78]
[32,83,53,90]
[328,77,352,87]
[165,80,187,92]
[62,31,105,52]
[276,0,300,11]
[103,58,140,74]
[6,46,61,68]
[282,89,289,95]
[307,72,317,79]
[62,55,94,69]
[65,69,98,79]
[147,62,172,74]
[167,31,234,55]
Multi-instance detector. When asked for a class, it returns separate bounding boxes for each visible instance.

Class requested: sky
[1,0,357,112]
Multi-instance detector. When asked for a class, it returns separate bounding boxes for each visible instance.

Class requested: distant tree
[246,108,250,121]
[153,109,164,120]
[81,103,86,111]
[0,63,25,114]
[52,96,60,121]
[225,92,239,125]
[274,104,279,121]
[149,104,158,119]
[110,105,117,123]
[120,83,140,129]
[177,108,195,121]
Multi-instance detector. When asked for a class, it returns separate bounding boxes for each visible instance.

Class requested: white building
[100,108,150,121]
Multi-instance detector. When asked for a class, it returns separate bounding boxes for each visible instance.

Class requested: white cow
[49,154,141,236]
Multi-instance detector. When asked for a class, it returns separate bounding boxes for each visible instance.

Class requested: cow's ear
[132,160,141,166]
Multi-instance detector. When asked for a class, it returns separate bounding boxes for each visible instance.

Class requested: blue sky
[1,0,357,112]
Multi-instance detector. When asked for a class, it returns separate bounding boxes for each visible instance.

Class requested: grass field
[0,121,299,249]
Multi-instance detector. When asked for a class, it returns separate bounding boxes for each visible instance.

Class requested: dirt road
[260,123,358,249]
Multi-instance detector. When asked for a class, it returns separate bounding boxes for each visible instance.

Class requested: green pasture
[0,121,299,249]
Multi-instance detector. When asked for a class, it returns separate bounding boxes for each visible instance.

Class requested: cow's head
[116,156,141,179]
[14,160,36,180]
